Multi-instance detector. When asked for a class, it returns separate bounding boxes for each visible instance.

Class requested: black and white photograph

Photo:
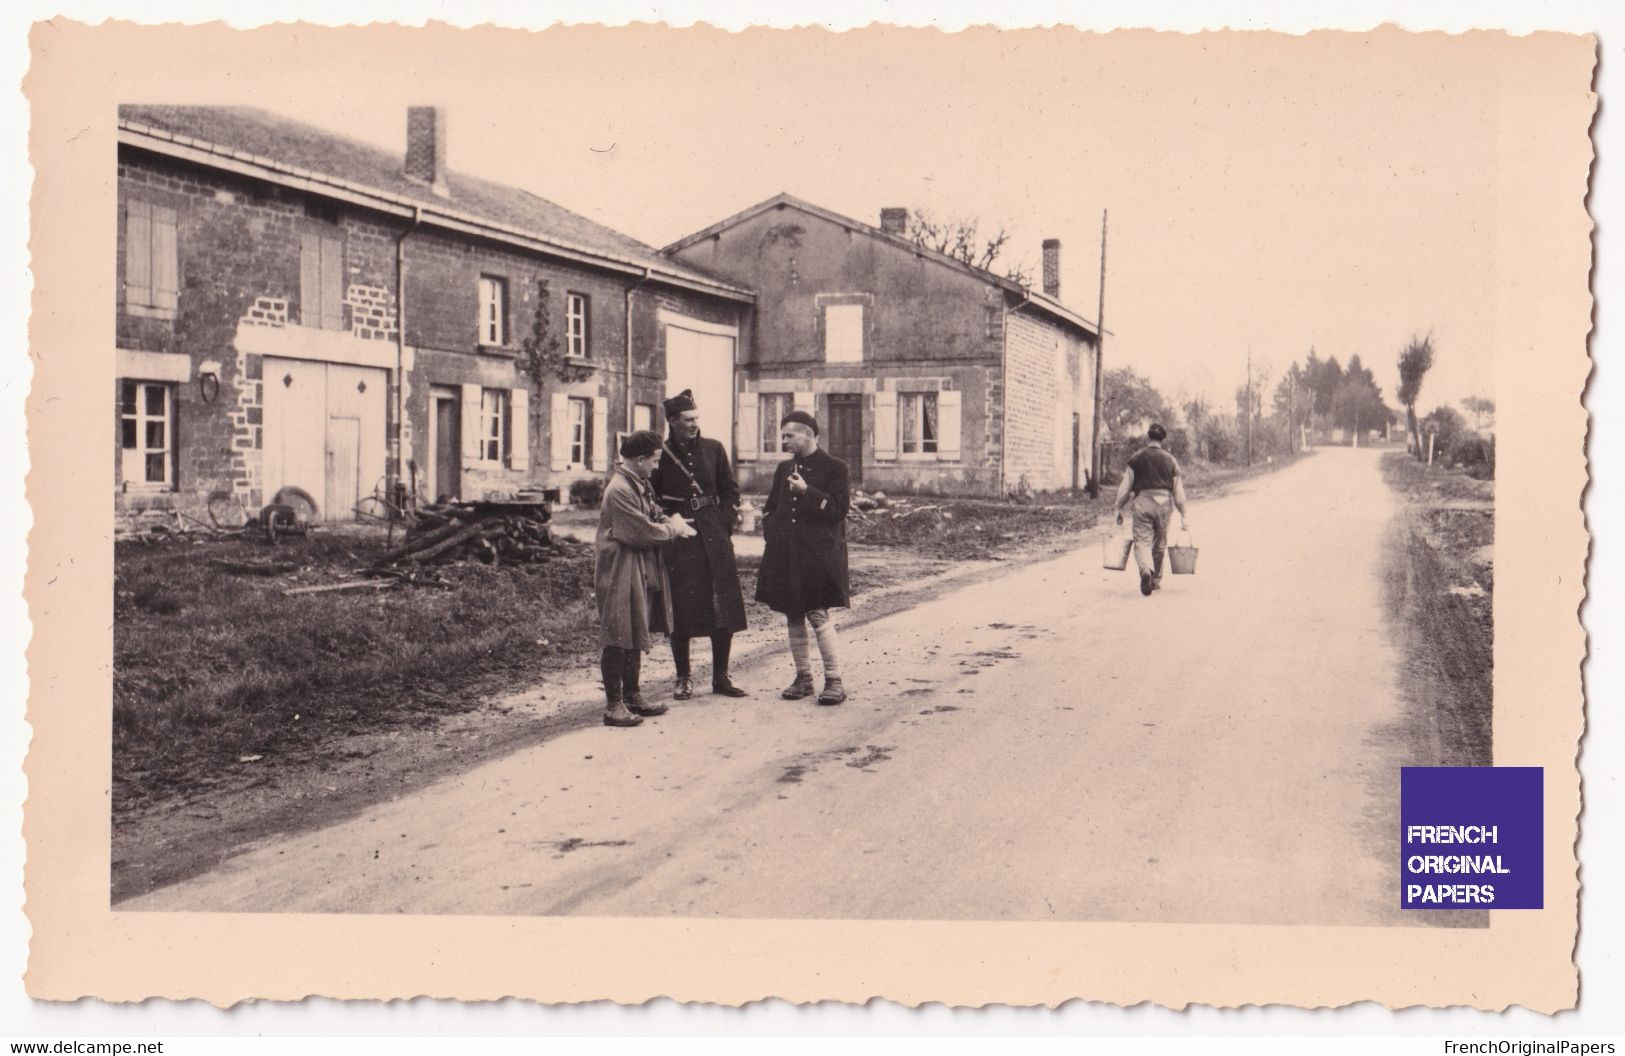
[17,13,1598,1014]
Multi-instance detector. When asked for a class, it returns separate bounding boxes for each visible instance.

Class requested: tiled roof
[118,105,750,299]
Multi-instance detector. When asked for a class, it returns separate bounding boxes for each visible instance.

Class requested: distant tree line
[1097,334,1494,476]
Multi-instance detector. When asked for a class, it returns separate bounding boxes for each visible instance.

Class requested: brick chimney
[880,207,908,236]
[405,106,449,197]
[1041,238,1061,298]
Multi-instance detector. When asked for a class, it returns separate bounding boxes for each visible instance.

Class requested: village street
[126,447,1434,925]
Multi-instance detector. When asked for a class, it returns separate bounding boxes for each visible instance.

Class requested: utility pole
[1087,209,1107,498]
[1245,346,1253,467]
[1288,371,1296,454]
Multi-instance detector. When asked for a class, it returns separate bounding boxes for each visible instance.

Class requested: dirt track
[124,447,1483,925]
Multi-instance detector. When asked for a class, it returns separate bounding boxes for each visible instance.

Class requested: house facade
[663,195,1100,497]
[115,105,752,524]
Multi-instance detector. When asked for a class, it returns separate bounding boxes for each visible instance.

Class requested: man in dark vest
[651,389,749,699]
[1113,422,1191,596]
[755,410,852,705]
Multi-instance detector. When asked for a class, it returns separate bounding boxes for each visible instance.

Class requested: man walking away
[1113,422,1190,596]
[755,410,852,705]
[651,389,750,700]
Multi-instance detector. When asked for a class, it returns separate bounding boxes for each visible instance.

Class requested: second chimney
[880,207,909,236]
[1041,238,1061,298]
[405,106,449,197]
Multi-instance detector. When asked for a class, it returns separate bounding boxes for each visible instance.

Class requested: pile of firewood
[373,503,567,568]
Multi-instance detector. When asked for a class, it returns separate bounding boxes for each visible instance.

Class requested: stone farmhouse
[664,194,1101,496]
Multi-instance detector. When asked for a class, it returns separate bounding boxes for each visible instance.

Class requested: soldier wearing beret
[755,410,852,705]
[650,389,750,699]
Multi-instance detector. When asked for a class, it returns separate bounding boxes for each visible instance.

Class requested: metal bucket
[1169,530,1199,575]
[1103,534,1134,571]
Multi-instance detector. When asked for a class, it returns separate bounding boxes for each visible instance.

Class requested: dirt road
[126,447,1451,924]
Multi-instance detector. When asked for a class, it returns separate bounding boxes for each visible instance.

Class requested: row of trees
[1101,335,1492,470]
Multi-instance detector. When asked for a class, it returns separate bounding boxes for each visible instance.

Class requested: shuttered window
[124,201,179,319]
[300,232,345,330]
[479,388,509,463]
[900,392,939,455]
[567,397,592,468]
[759,393,793,455]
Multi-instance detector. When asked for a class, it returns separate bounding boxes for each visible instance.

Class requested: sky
[219,24,1510,420]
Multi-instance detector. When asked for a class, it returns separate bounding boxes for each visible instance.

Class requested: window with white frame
[759,393,793,454]
[822,304,864,363]
[899,392,939,456]
[124,200,179,320]
[566,292,590,358]
[632,403,654,432]
[568,397,592,468]
[477,276,507,346]
[120,380,175,487]
[479,388,509,463]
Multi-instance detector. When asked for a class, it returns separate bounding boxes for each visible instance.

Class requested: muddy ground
[1380,452,1494,766]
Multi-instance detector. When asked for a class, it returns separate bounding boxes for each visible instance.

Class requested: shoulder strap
[661,440,704,496]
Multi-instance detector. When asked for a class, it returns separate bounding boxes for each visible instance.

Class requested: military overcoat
[650,433,749,638]
[755,447,852,615]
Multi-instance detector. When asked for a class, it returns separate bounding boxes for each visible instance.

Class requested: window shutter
[125,201,152,307]
[300,234,322,327]
[873,390,898,461]
[735,392,759,461]
[509,387,530,472]
[320,236,344,330]
[151,206,179,312]
[591,396,610,471]
[937,389,962,461]
[460,384,482,462]
[550,393,571,471]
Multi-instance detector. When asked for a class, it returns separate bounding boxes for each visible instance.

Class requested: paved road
[128,447,1426,924]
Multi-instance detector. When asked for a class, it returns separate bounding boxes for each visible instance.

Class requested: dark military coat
[755,447,852,616]
[650,432,748,638]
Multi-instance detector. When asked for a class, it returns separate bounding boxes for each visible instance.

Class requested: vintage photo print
[23,20,1593,1008]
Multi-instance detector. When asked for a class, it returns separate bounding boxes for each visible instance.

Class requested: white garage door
[664,323,735,449]
[262,357,388,521]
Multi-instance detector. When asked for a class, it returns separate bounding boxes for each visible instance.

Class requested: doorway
[429,386,461,502]
[826,394,863,485]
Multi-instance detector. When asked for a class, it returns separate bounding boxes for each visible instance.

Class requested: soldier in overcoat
[594,429,696,727]
[755,410,852,705]
[650,390,750,699]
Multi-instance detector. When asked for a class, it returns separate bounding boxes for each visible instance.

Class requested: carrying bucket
[1103,533,1134,571]
[1169,529,1199,575]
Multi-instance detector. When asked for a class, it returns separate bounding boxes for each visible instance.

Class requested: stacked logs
[373,503,566,568]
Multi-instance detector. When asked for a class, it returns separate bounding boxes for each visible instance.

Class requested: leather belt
[662,494,721,511]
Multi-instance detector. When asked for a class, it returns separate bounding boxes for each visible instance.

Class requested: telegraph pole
[1245,345,1253,467]
[1087,209,1107,498]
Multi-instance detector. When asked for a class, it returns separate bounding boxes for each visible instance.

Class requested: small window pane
[121,382,136,414]
[145,452,166,483]
[145,385,166,416]
[901,395,919,453]
[145,421,166,450]
[122,419,137,448]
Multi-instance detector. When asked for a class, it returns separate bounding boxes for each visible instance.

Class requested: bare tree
[905,210,1033,287]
